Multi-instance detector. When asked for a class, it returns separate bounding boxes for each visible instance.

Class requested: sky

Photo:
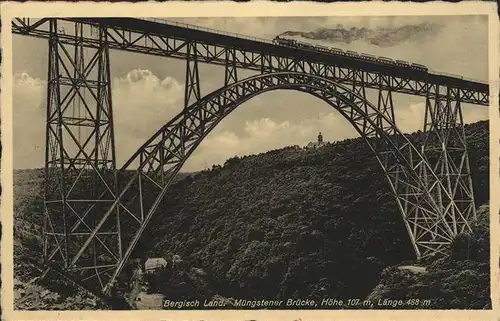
[12,15,489,172]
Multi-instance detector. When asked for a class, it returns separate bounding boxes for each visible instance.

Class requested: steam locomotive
[272,36,429,73]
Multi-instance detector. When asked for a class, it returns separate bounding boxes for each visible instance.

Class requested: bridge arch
[69,72,472,293]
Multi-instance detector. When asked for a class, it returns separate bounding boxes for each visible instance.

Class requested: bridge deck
[71,18,488,90]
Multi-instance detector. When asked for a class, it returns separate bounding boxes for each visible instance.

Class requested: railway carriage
[395,60,410,67]
[346,50,359,58]
[378,56,395,65]
[360,53,377,62]
[330,47,344,55]
[411,63,429,72]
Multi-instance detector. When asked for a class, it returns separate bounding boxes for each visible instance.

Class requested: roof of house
[145,258,168,269]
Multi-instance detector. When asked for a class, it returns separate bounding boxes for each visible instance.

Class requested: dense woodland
[134,120,490,308]
[13,120,490,309]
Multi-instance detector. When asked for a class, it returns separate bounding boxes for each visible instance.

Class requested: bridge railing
[429,69,488,84]
[138,17,275,45]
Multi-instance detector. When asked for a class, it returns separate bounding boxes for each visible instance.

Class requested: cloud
[112,69,184,163]
[182,97,487,172]
[13,70,488,172]
[170,17,283,41]
[12,16,489,171]
[394,102,427,133]
[183,112,357,172]
[13,73,46,169]
[394,100,488,134]
[112,69,183,136]
[13,70,184,169]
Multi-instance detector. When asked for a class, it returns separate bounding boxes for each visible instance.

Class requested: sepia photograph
[2,2,498,317]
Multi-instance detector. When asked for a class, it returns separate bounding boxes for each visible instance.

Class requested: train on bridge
[272,35,431,75]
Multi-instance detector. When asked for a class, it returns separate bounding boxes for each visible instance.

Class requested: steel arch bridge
[11,17,489,296]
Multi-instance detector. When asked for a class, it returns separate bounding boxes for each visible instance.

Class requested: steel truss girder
[184,42,201,110]
[354,71,424,257]
[64,72,467,294]
[17,17,483,296]
[421,84,477,240]
[43,19,121,291]
[12,18,488,106]
[225,47,238,86]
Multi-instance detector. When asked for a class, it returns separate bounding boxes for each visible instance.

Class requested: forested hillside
[367,204,490,309]
[13,120,490,309]
[132,120,490,308]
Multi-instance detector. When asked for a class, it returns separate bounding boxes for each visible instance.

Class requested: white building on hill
[306,132,327,149]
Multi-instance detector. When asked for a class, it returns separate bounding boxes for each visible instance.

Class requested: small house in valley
[144,257,168,274]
